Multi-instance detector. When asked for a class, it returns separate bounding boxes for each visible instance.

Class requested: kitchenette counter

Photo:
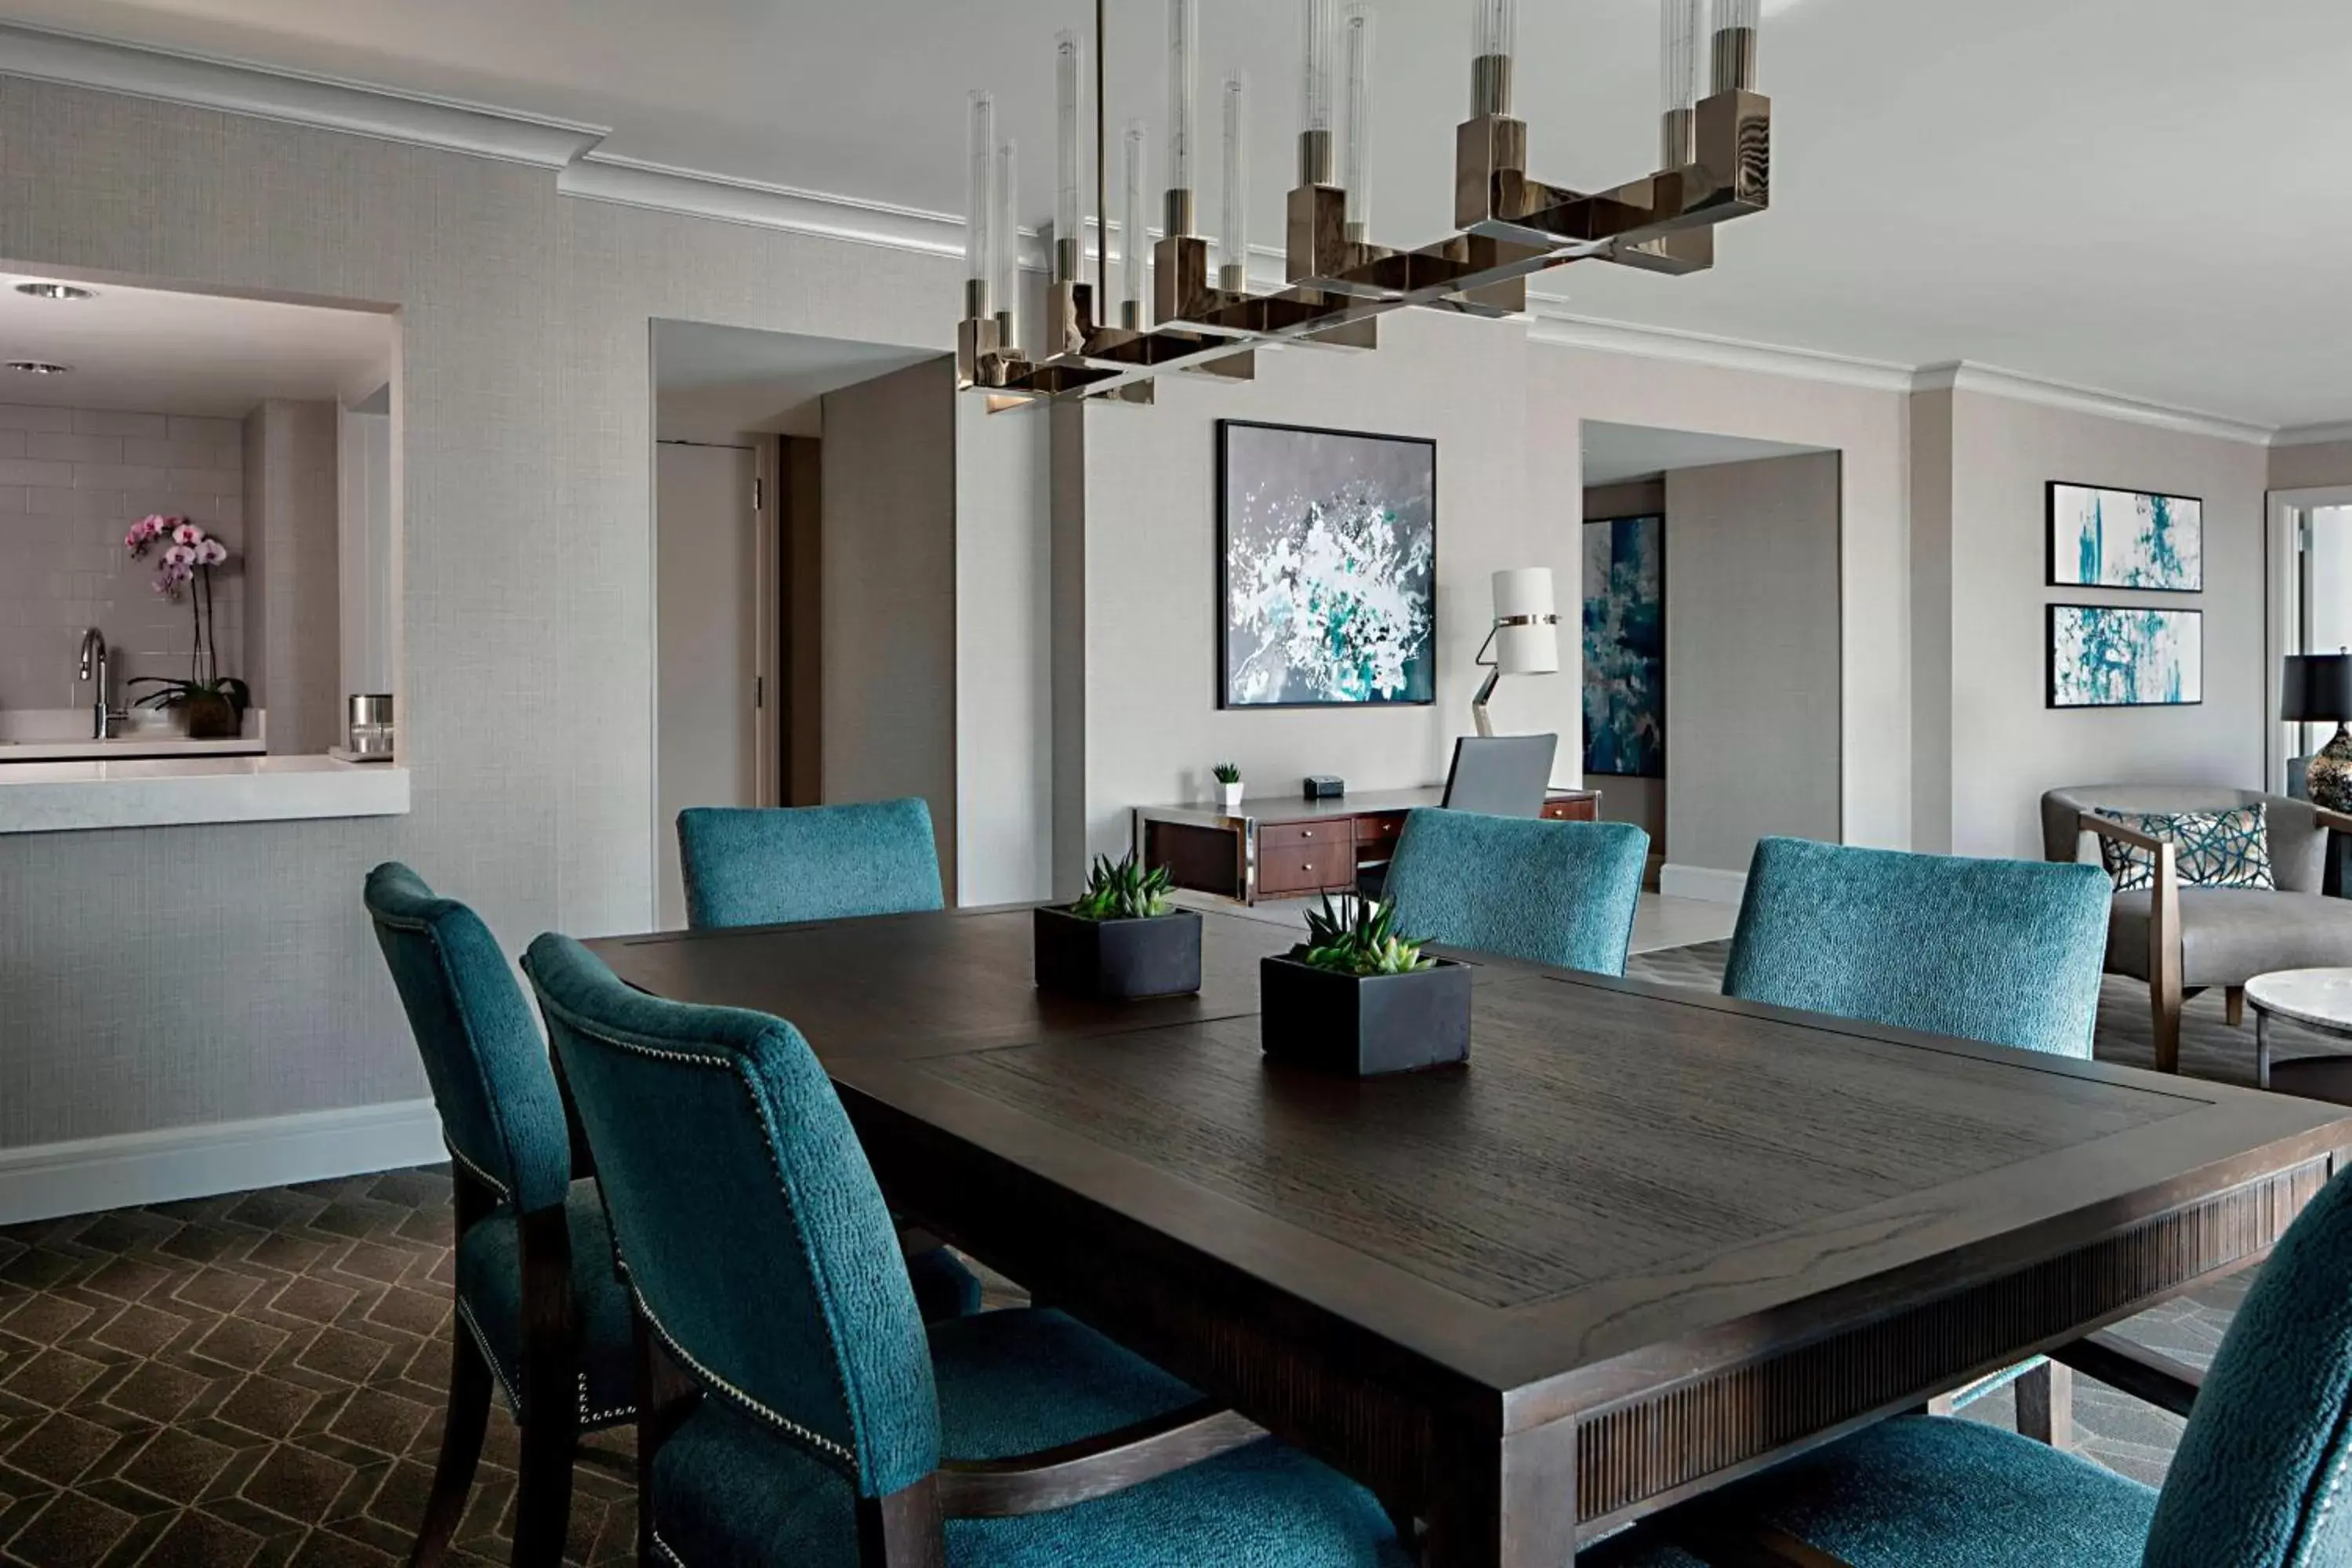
[0,755,409,835]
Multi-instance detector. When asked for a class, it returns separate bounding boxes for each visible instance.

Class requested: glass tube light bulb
[994,138,1020,347]
[1298,0,1338,186]
[1340,5,1374,239]
[965,91,996,304]
[1713,0,1761,93]
[1166,0,1200,231]
[1123,122,1149,328]
[1658,0,1702,167]
[1221,70,1250,293]
[1472,0,1518,118]
[1055,31,1084,283]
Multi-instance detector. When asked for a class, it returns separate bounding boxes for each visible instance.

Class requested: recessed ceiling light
[13,282,94,301]
[6,361,71,375]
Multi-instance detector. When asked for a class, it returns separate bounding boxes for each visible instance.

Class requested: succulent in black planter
[1035,854,1204,1000]
[1262,894,1472,1076]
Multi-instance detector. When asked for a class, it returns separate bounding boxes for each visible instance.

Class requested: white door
[657,441,760,929]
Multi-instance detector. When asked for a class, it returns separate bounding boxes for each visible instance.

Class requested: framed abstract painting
[2048,604,2203,708]
[2048,482,2202,592]
[1581,514,1664,778]
[1218,420,1436,708]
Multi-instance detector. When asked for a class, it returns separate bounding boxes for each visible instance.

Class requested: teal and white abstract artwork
[2049,483,2201,591]
[1582,515,1664,777]
[2049,605,2202,708]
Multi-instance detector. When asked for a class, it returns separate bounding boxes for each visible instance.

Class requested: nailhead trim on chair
[533,988,868,1473]
[456,1286,637,1427]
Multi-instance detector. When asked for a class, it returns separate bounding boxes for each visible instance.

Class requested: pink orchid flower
[194,538,228,566]
[171,521,205,548]
[163,543,197,568]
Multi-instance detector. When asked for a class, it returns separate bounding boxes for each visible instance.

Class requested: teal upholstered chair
[676,797,945,931]
[1720,836,2114,1443]
[1724,837,2114,1059]
[365,862,635,1568]
[1381,808,1649,977]
[524,933,1411,1568]
[1588,1157,2352,1567]
[673,797,981,1319]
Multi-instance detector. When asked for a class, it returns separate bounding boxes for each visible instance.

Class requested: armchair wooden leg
[2152,983,2183,1075]
[511,1402,579,1568]
[2016,1362,2073,1450]
[2227,986,2246,1028]
[2149,843,2183,1074]
[408,1326,492,1568]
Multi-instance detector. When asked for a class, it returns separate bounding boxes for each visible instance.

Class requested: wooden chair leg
[2151,978,2183,1074]
[511,1403,579,1568]
[2227,986,2246,1028]
[409,1326,493,1568]
[2016,1362,2073,1450]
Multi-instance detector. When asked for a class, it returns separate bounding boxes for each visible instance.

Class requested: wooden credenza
[1134,786,1602,906]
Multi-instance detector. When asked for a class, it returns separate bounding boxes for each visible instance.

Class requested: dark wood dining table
[587,903,2352,1566]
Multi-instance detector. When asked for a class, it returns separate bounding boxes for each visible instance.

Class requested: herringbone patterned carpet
[0,1167,633,1568]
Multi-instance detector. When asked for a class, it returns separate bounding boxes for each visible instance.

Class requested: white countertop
[0,707,267,762]
[0,754,409,835]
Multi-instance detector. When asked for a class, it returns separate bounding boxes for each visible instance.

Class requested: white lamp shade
[1490,567,1561,675]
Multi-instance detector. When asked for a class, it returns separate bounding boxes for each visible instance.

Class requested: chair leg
[2151,978,2183,1074]
[511,1403,579,1568]
[2016,1362,2073,1450]
[2226,986,2246,1028]
[409,1324,492,1568]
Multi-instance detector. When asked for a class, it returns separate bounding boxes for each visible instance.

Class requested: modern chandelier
[956,0,1772,408]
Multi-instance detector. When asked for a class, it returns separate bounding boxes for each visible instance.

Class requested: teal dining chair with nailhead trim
[525,931,1412,1568]
[1585,1154,2352,1567]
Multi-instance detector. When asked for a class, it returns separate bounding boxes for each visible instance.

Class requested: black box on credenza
[1303,775,1346,800]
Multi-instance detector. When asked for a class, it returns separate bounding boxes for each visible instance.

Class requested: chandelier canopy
[957,0,1772,408]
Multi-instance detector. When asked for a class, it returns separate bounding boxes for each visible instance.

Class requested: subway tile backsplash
[0,402,246,712]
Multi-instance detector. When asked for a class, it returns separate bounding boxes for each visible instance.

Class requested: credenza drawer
[1261,820,1344,853]
[1258,837,1350,896]
[1353,812,1406,848]
[1541,795,1599,822]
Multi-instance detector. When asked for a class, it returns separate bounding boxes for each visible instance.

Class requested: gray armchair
[2041,786,2352,1073]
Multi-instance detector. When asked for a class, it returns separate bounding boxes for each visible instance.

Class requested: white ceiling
[0,268,395,415]
[6,0,2350,427]
[1581,421,1827,487]
[652,322,938,439]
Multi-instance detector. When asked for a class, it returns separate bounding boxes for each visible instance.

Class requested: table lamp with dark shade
[2283,652,2352,811]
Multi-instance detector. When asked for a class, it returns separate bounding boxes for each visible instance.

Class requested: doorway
[2266,487,2352,794]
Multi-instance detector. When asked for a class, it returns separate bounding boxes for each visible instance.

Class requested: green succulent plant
[1070,853,1176,921]
[1298,894,1435,977]
[1213,761,1242,785]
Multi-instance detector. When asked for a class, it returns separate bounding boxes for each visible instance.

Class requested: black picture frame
[1216,419,1439,710]
[2045,481,2205,593]
[2046,602,2205,710]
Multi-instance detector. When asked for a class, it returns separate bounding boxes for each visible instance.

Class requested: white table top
[2245,969,2352,1036]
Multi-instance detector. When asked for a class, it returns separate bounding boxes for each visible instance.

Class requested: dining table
[586,902,2352,1566]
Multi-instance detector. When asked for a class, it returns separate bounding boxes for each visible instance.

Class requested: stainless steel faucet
[77,628,119,740]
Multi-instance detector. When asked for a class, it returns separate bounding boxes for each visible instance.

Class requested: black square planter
[1033,906,1203,1000]
[1258,954,1472,1076]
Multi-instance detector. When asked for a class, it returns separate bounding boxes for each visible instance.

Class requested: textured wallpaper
[0,75,954,1148]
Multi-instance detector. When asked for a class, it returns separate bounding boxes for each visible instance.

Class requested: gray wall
[1073,310,1572,862]
[955,394,1052,906]
[2273,439,2352,493]
[1936,389,2270,859]
[820,358,959,895]
[1664,453,1843,875]
[244,398,340,753]
[1581,478,1668,849]
[0,73,954,1149]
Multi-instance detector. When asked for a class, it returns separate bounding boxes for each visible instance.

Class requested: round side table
[2245,969,2352,1104]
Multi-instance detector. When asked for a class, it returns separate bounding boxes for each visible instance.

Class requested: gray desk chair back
[1441,734,1557,818]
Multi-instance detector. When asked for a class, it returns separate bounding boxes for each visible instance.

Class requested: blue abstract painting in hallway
[2050,482,2202,591]
[1583,514,1665,776]
[2049,604,2203,707]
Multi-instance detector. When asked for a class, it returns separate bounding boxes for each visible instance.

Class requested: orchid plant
[123,514,248,721]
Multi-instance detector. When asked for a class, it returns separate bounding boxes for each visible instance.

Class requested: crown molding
[0,20,603,168]
[2274,422,2352,449]
[558,152,971,257]
[1524,310,1916,392]
[1914,361,2277,446]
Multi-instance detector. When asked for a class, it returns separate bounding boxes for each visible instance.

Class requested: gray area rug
[1622,941,2342,1487]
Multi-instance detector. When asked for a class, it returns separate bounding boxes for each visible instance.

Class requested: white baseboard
[0,1098,445,1225]
[1660,865,1751,906]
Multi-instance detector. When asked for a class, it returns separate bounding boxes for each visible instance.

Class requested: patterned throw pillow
[2099,806,2274,891]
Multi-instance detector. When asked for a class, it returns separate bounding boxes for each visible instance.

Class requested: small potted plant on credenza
[1213,761,1244,815]
[1034,853,1203,1000]
[1261,895,1471,1076]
